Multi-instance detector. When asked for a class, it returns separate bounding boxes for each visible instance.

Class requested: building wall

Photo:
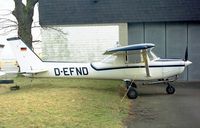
[128,22,200,81]
[41,23,127,62]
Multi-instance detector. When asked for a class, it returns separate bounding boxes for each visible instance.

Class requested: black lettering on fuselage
[63,68,69,76]
[54,67,89,76]
[54,68,60,76]
[82,67,89,75]
[76,67,82,75]
[69,67,74,75]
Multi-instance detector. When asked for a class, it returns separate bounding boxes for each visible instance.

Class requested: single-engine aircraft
[7,37,192,99]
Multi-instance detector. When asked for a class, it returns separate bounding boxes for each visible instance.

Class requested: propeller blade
[184,46,188,61]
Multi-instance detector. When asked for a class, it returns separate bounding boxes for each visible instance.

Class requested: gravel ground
[125,82,200,128]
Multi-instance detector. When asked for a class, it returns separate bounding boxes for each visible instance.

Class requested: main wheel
[127,87,138,99]
[166,85,175,94]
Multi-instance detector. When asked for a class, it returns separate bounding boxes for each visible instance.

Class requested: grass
[0,77,130,128]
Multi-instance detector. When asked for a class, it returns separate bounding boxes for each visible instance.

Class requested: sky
[0,0,40,59]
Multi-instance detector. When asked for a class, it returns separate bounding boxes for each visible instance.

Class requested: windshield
[148,49,158,61]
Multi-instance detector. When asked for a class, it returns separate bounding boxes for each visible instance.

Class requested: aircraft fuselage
[28,59,190,81]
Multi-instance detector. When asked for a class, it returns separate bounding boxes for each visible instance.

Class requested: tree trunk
[12,0,39,48]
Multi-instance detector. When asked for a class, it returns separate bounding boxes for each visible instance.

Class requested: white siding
[41,25,120,62]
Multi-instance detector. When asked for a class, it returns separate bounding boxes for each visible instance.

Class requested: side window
[102,55,117,63]
[102,54,126,64]
[127,51,142,63]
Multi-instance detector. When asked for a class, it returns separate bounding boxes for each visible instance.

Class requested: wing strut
[142,50,151,77]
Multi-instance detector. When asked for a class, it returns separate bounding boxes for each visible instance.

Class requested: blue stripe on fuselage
[90,63,185,71]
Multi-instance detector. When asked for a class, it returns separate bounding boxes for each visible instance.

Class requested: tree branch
[0,9,12,16]
[0,25,17,30]
[43,27,68,35]
[0,18,18,24]
[27,0,39,7]
[0,28,17,35]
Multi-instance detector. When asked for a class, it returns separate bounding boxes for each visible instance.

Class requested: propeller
[184,46,188,61]
[184,45,192,66]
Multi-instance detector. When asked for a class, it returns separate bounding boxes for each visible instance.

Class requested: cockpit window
[101,49,158,64]
[127,51,142,63]
[101,54,125,64]
[101,55,117,63]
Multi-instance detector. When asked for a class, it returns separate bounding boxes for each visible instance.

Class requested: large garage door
[128,22,200,81]
[188,23,200,80]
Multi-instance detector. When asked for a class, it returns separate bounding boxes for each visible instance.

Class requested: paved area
[125,82,200,128]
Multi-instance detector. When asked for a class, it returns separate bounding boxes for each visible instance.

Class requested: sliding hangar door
[128,22,200,81]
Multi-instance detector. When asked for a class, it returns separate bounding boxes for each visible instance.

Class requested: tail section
[7,37,46,73]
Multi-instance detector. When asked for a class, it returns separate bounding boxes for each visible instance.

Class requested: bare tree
[1,0,67,49]
[12,0,39,48]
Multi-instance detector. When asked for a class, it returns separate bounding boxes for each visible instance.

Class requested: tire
[166,85,175,94]
[127,87,138,99]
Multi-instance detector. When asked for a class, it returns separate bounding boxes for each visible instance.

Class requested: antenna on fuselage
[115,41,121,47]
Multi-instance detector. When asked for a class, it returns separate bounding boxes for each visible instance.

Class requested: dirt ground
[125,82,200,128]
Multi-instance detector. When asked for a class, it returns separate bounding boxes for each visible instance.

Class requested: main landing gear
[122,81,176,100]
[125,81,138,99]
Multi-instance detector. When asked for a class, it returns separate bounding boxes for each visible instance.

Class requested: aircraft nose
[185,60,192,66]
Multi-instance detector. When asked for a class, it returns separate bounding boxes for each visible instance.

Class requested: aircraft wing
[104,43,155,55]
[104,43,154,77]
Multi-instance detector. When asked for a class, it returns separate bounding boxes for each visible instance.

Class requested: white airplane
[7,37,192,99]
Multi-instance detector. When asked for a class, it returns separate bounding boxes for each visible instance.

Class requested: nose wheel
[166,83,175,94]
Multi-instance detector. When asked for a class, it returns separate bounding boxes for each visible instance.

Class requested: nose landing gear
[166,83,175,94]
